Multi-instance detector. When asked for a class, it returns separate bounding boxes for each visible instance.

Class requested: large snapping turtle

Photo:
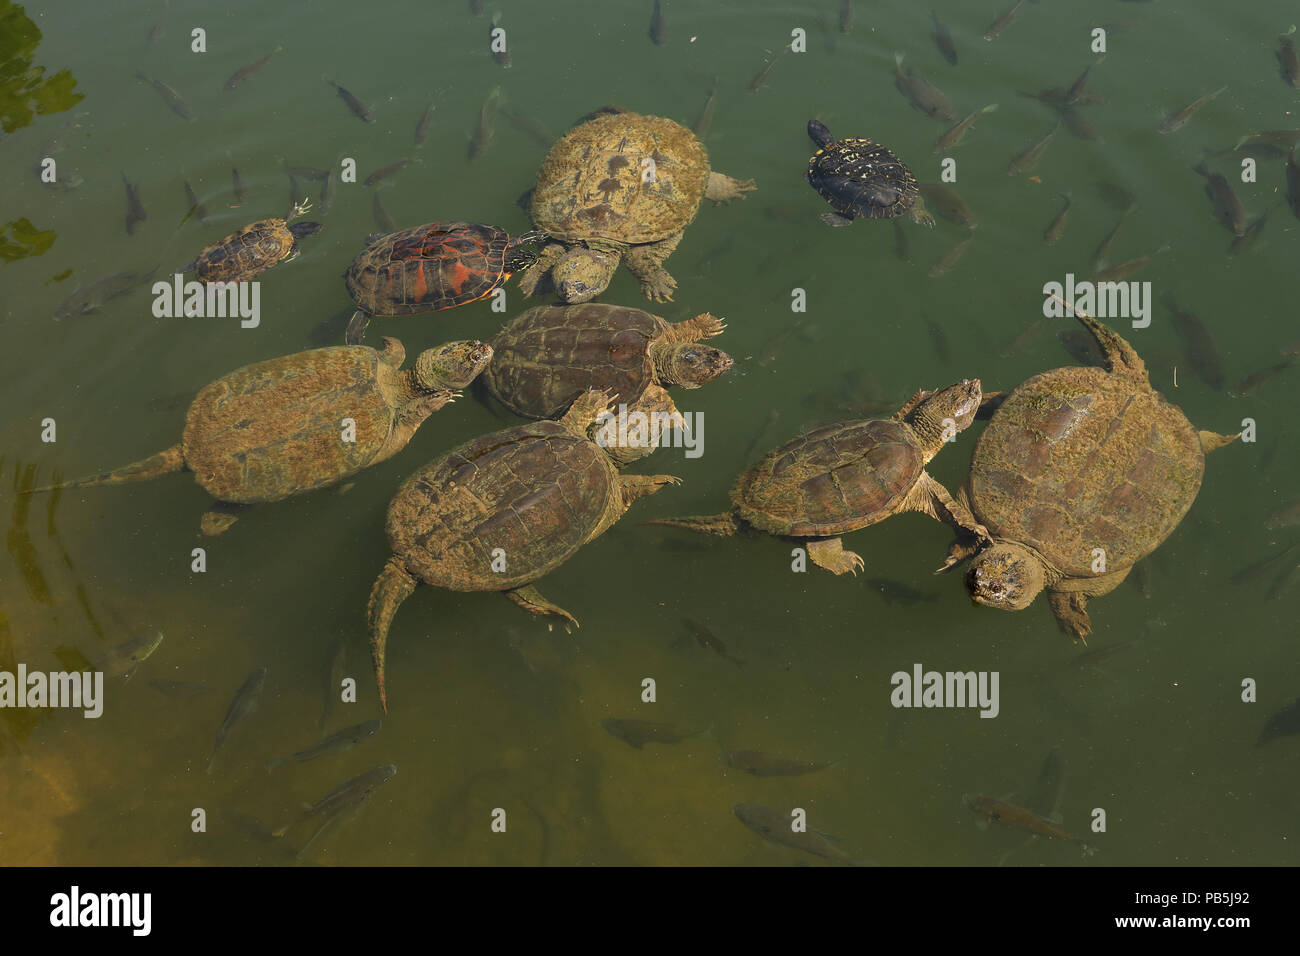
[943,310,1238,638]
[366,389,679,712]
[25,339,492,535]
[518,108,755,303]
[648,380,987,575]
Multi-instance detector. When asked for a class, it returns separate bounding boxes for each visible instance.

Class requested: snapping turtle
[805,120,934,227]
[942,310,1238,639]
[188,199,323,281]
[518,108,756,303]
[649,380,987,574]
[343,221,545,343]
[26,339,493,535]
[482,303,733,464]
[366,389,679,711]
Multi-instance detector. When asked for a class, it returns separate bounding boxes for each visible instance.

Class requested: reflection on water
[0,0,1297,866]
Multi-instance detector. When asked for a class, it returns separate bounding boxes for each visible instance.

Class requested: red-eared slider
[366,389,680,711]
[518,109,756,304]
[188,199,323,281]
[943,311,1239,639]
[482,303,733,464]
[649,380,987,574]
[344,221,545,343]
[805,120,934,227]
[25,339,493,535]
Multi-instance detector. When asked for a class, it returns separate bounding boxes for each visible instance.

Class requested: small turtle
[25,338,493,535]
[482,303,733,465]
[366,389,679,711]
[518,108,756,304]
[942,310,1239,639]
[188,199,323,281]
[805,119,934,227]
[344,221,544,343]
[648,380,987,574]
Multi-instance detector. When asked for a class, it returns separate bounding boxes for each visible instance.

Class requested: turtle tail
[643,512,743,537]
[1199,430,1240,453]
[22,444,184,495]
[366,557,418,715]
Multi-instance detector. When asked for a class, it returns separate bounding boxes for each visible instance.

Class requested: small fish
[929,236,972,277]
[183,180,210,224]
[146,20,165,44]
[284,165,331,181]
[1286,149,1300,220]
[1091,203,1135,271]
[1068,637,1140,670]
[319,169,336,215]
[1279,26,1299,87]
[757,322,803,366]
[206,666,267,774]
[1266,497,1300,530]
[1258,696,1300,745]
[1066,57,1105,105]
[147,678,212,699]
[682,617,744,668]
[135,72,196,121]
[224,46,282,90]
[54,270,149,320]
[1234,130,1300,151]
[1195,162,1247,235]
[1001,318,1048,358]
[490,13,511,67]
[918,183,977,229]
[934,104,998,152]
[326,78,374,123]
[1058,329,1106,366]
[231,165,246,203]
[500,106,553,148]
[1058,107,1100,142]
[1230,357,1295,397]
[839,0,853,34]
[468,86,501,160]
[1266,562,1300,601]
[94,630,164,680]
[1091,245,1169,283]
[744,409,782,462]
[1043,192,1072,245]
[733,803,859,864]
[1027,747,1067,818]
[963,794,1082,844]
[724,750,836,776]
[932,10,957,64]
[865,577,938,605]
[267,720,382,772]
[1231,542,1299,585]
[272,764,397,836]
[372,191,397,232]
[892,218,912,261]
[692,78,718,139]
[1159,86,1227,134]
[601,717,703,749]
[123,174,147,235]
[1228,205,1275,256]
[749,50,783,93]
[414,100,437,146]
[1165,298,1225,389]
[984,0,1027,41]
[649,0,667,45]
[893,52,956,121]
[1007,123,1059,176]
[927,320,951,363]
[364,158,417,186]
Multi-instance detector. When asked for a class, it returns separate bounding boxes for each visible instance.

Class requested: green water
[1,0,1296,865]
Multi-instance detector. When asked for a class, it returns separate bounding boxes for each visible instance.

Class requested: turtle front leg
[1048,590,1092,643]
[906,472,990,540]
[618,473,681,506]
[507,585,578,630]
[623,234,682,302]
[705,171,757,204]
[664,311,726,343]
[936,533,982,574]
[515,242,566,297]
[806,536,865,576]
[372,391,458,464]
[201,501,252,536]
[345,310,372,346]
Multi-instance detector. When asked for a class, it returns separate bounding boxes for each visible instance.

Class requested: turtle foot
[807,537,864,576]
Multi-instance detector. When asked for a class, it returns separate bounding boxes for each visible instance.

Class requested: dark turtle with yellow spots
[188,199,323,282]
[344,221,545,343]
[805,119,933,227]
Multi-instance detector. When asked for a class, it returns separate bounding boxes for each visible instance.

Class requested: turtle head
[554,247,620,303]
[656,344,734,389]
[966,542,1045,612]
[414,340,494,391]
[909,378,982,455]
[807,119,835,148]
